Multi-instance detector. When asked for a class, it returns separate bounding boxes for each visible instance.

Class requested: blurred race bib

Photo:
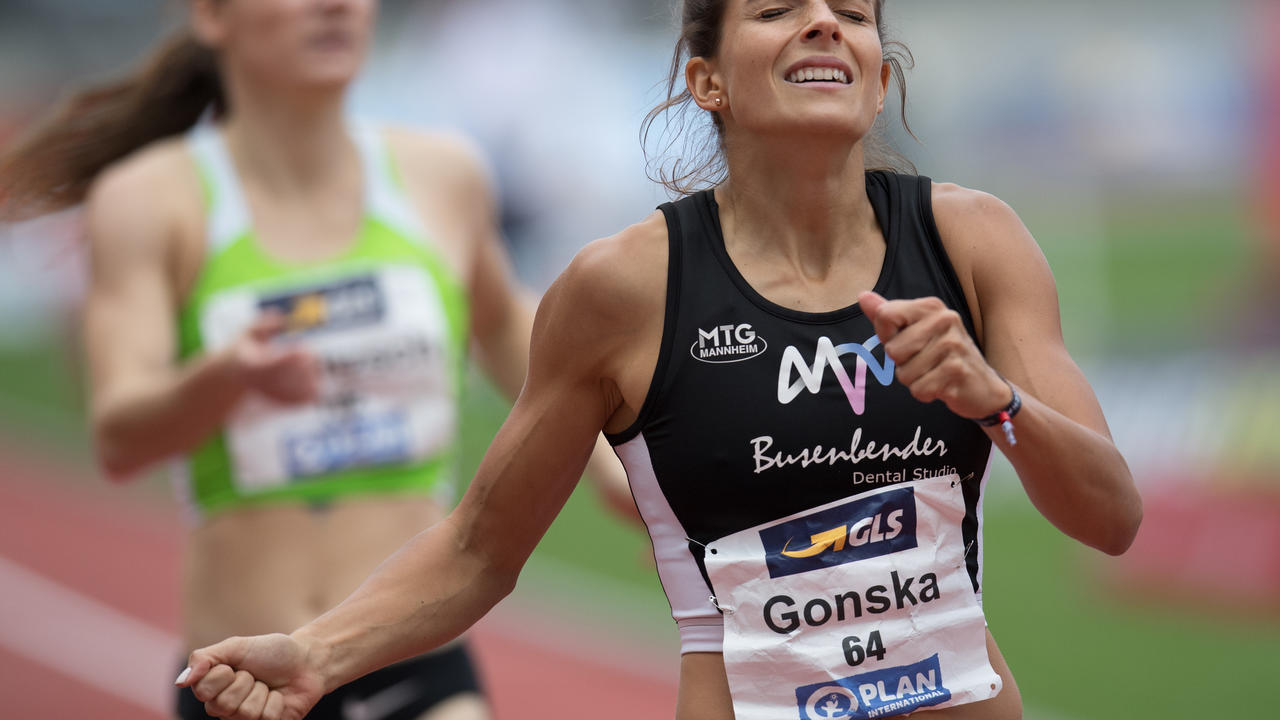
[199,265,456,490]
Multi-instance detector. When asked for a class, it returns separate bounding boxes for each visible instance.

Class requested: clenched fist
[859,291,1011,420]
[176,632,324,720]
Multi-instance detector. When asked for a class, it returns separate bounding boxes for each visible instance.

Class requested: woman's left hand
[859,291,1009,420]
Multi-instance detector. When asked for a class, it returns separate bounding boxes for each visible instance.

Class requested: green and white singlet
[175,124,469,517]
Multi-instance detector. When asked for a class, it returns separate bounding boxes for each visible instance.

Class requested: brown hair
[642,0,915,196]
[0,32,223,220]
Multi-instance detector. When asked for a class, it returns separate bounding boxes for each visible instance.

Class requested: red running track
[0,449,678,719]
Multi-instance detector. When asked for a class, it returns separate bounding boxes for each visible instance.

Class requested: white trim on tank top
[187,121,430,256]
[349,122,429,247]
[187,124,251,255]
[614,433,725,654]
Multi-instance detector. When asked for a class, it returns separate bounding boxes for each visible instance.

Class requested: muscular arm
[277,236,642,691]
[933,184,1142,555]
[84,148,247,479]
[458,164,640,521]
[395,132,639,521]
[176,225,665,719]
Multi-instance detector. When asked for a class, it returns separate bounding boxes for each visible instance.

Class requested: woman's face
[697,0,890,142]
[195,0,376,93]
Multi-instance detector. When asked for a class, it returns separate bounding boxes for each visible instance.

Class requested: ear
[190,0,228,49]
[686,56,727,111]
[876,60,891,114]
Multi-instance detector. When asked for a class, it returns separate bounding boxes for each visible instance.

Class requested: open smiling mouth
[785,67,852,84]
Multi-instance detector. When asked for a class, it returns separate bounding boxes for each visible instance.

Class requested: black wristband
[973,378,1021,426]
[970,378,1021,446]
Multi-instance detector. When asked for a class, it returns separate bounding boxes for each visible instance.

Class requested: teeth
[787,67,851,84]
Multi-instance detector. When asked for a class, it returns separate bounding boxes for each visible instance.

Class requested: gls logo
[781,509,906,558]
[691,323,768,363]
[778,335,895,415]
[760,487,917,578]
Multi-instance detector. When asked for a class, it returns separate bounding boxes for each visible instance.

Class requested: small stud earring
[714,97,723,107]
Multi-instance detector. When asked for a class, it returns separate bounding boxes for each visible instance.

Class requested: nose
[802,8,842,43]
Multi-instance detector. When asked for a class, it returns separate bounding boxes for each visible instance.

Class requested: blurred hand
[176,633,324,720]
[859,291,1010,419]
[231,313,322,405]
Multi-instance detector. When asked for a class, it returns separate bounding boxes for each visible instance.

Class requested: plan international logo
[795,655,952,719]
[778,336,894,415]
[283,410,411,478]
[759,487,917,579]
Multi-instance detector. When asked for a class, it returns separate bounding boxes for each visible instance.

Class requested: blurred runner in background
[0,1,633,719]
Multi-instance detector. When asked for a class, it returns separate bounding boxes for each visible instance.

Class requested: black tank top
[607,171,994,653]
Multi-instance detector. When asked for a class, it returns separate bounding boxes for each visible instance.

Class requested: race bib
[199,265,456,491]
[705,475,1000,720]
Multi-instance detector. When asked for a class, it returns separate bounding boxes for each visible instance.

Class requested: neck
[717,132,880,276]
[220,77,355,196]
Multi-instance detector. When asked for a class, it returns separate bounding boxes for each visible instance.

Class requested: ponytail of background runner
[0,31,223,221]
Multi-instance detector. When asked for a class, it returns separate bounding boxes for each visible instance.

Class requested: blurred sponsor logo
[283,411,410,478]
[259,276,384,334]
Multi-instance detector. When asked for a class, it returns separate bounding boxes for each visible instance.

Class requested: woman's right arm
[176,224,662,720]
[84,148,317,479]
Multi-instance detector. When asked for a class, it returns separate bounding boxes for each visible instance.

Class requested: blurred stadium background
[1,0,1277,718]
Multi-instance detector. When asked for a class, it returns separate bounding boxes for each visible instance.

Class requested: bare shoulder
[381,126,492,198]
[87,137,200,217]
[927,180,1063,358]
[559,210,668,322]
[85,137,202,262]
[381,127,496,279]
[931,181,1053,289]
[929,181,1037,261]
[536,210,669,379]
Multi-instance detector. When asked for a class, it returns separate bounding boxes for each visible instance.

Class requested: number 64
[842,631,887,666]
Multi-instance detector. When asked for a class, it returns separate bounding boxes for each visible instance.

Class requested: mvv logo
[777,336,895,415]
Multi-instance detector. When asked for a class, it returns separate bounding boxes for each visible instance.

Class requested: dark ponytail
[0,31,223,220]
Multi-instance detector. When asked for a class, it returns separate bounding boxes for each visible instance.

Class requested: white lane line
[0,555,179,715]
